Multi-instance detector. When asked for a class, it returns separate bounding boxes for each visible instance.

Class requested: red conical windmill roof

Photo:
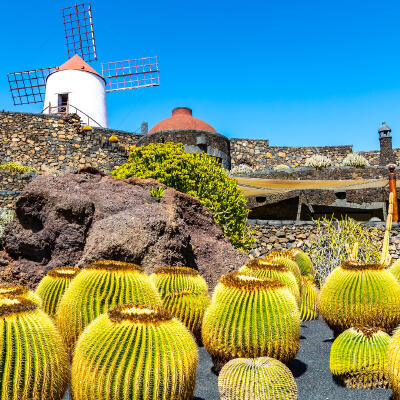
[149,107,217,134]
[56,54,101,77]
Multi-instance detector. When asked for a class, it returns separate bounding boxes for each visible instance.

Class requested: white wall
[43,69,108,128]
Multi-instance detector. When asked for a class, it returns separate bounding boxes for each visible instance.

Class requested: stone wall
[0,111,142,173]
[230,140,353,170]
[250,219,400,260]
[0,170,35,208]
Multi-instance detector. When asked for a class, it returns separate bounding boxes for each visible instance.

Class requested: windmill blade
[62,3,97,62]
[101,57,160,93]
[7,67,55,106]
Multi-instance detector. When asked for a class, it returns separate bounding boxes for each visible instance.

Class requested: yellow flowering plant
[112,142,254,252]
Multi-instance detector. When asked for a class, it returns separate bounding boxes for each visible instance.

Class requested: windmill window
[58,93,69,112]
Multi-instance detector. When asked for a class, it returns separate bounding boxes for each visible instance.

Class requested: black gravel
[63,317,393,399]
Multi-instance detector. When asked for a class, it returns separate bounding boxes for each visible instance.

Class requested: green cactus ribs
[218,357,298,400]
[72,303,198,400]
[0,296,69,400]
[330,326,390,389]
[36,266,80,317]
[151,266,209,296]
[299,276,319,321]
[202,272,300,371]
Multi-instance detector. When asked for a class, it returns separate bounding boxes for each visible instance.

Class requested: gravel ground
[63,317,393,399]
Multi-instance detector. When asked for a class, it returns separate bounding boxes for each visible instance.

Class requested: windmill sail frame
[62,3,97,62]
[101,57,160,93]
[7,67,55,106]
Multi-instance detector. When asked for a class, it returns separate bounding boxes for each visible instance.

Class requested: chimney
[378,121,395,165]
[141,122,148,135]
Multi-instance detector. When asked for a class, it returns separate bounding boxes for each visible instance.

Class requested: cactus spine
[151,266,208,296]
[56,260,162,350]
[35,266,80,317]
[389,259,400,282]
[218,357,298,400]
[202,272,300,370]
[330,326,390,388]
[162,290,210,340]
[240,259,300,305]
[319,261,400,334]
[0,284,42,307]
[299,276,319,321]
[0,296,69,400]
[71,303,198,400]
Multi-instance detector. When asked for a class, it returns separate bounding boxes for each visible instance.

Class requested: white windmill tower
[7,3,159,128]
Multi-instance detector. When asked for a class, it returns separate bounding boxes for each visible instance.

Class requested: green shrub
[305,155,332,168]
[343,153,370,167]
[112,142,254,252]
[0,161,36,174]
[0,207,13,240]
[307,217,381,287]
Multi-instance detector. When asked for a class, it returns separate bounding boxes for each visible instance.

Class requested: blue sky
[0,0,399,150]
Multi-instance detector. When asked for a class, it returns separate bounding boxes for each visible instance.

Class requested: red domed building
[137,107,231,168]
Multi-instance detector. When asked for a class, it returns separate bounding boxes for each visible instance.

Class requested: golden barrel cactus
[56,260,162,350]
[0,284,42,307]
[151,266,208,296]
[240,259,300,305]
[388,326,400,398]
[35,266,80,317]
[162,289,210,340]
[71,303,198,400]
[299,276,319,321]
[287,248,314,277]
[202,272,300,370]
[330,326,390,388]
[0,295,69,400]
[263,251,302,288]
[218,357,298,400]
[319,261,400,334]
[389,259,400,282]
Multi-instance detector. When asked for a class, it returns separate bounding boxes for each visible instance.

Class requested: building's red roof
[149,107,217,134]
[55,54,101,77]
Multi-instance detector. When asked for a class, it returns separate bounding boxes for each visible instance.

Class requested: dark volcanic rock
[3,171,248,289]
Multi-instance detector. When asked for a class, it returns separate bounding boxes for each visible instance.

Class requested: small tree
[112,142,255,252]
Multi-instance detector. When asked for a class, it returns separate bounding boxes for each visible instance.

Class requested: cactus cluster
[0,295,69,400]
[71,303,198,400]
[56,260,162,349]
[330,326,390,389]
[202,272,300,370]
[240,259,300,305]
[0,284,42,307]
[35,266,80,317]
[319,261,400,334]
[218,357,298,400]
[299,276,319,321]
